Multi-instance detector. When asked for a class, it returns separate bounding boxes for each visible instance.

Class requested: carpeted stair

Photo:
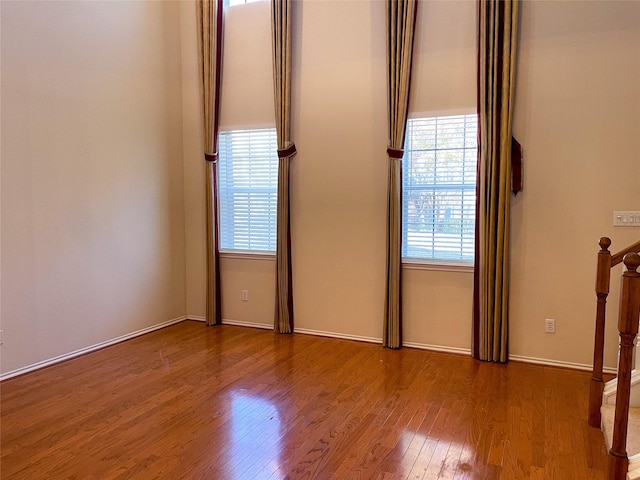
[601,404,640,479]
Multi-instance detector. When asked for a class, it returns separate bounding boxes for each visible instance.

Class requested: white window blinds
[218,128,278,252]
[224,0,263,7]
[402,114,478,262]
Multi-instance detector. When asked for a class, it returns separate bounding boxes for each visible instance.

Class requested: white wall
[510,0,640,367]
[0,1,186,374]
[182,0,639,369]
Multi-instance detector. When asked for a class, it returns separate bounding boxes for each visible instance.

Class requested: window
[218,128,278,253]
[402,114,478,263]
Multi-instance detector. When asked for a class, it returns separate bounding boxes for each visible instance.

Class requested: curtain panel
[271,0,296,334]
[383,0,418,349]
[196,0,224,326]
[473,0,520,362]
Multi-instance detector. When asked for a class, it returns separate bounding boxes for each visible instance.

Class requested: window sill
[402,259,474,273]
[220,250,276,261]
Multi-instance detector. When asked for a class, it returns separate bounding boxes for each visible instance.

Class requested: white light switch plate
[613,211,640,227]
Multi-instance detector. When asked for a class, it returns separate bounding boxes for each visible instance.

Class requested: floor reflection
[399,429,475,478]
[229,390,283,479]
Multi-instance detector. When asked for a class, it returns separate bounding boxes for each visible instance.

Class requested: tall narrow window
[218,128,278,253]
[402,114,478,263]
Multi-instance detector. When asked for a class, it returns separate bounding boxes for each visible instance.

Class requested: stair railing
[607,253,640,480]
[589,238,640,428]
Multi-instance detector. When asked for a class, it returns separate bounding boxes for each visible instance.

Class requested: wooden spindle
[607,252,640,480]
[589,237,612,427]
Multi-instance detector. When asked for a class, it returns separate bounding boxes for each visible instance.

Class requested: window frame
[217,127,279,258]
[401,112,478,272]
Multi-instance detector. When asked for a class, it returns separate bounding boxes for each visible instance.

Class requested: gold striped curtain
[473,0,520,362]
[271,0,296,334]
[383,0,418,349]
[196,0,224,326]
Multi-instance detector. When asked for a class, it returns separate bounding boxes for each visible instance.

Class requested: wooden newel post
[608,252,640,480]
[590,237,612,427]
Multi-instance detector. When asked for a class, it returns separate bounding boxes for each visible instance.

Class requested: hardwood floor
[1,321,608,479]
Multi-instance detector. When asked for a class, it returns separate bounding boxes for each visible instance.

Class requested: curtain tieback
[277,143,297,159]
[204,152,218,163]
[387,147,404,159]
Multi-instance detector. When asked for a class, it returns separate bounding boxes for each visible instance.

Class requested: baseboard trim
[403,341,472,356]
[510,354,617,374]
[294,327,381,345]
[0,316,188,381]
[223,319,272,330]
[186,316,272,330]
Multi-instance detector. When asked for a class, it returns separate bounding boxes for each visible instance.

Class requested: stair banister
[607,252,640,480]
[610,240,640,267]
[589,238,640,428]
[589,237,613,427]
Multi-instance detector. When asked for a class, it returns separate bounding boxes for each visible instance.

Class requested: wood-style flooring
[1,321,609,479]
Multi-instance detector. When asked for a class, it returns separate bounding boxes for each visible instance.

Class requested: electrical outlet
[545,318,556,334]
[0,330,4,345]
[241,290,248,302]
